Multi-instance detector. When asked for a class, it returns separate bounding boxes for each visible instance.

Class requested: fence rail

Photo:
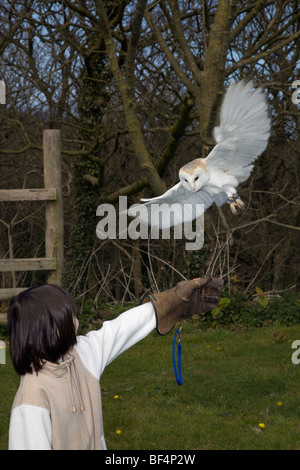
[0,188,56,201]
[0,258,56,272]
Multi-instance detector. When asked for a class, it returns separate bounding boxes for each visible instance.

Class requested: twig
[147,237,159,292]
[245,238,285,293]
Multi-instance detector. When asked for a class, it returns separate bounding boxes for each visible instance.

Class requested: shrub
[201,289,300,329]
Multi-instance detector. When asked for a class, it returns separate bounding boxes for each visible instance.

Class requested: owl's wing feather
[128,182,220,228]
[205,80,270,181]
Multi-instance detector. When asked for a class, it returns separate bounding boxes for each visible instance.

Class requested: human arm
[75,301,156,380]
[9,404,52,450]
[75,278,222,379]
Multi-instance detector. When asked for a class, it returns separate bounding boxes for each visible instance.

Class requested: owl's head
[179,158,209,192]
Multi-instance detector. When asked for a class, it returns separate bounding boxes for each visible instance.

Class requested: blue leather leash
[172,327,183,385]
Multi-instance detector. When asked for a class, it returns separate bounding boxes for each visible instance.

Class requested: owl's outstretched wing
[205,80,270,182]
[128,81,270,229]
[128,182,226,229]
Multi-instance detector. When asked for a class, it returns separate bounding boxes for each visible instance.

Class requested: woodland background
[0,0,299,305]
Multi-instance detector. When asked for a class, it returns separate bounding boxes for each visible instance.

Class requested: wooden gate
[0,130,64,304]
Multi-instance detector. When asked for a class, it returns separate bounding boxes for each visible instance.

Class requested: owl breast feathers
[128,80,271,227]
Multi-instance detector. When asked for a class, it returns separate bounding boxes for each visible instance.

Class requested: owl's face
[179,167,209,192]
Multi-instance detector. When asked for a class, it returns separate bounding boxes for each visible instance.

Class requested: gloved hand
[140,278,223,335]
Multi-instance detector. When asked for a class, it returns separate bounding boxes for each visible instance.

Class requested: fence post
[43,130,64,284]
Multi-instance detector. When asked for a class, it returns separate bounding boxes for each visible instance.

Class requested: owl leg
[227,194,245,214]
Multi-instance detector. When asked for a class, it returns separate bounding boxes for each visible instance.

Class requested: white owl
[129,80,271,228]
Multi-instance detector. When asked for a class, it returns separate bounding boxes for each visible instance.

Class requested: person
[7,278,222,450]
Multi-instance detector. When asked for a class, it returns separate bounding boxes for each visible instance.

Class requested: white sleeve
[75,301,156,380]
[9,404,52,450]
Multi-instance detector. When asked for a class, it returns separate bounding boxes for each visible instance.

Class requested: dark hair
[8,284,77,375]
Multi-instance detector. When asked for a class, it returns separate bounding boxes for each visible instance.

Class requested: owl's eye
[194,176,199,181]
[184,179,188,182]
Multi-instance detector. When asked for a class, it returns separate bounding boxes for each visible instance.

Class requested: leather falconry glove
[140,278,223,335]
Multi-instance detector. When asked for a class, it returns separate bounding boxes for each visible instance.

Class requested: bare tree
[0,0,299,297]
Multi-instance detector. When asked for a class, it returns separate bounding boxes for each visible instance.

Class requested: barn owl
[128,80,270,228]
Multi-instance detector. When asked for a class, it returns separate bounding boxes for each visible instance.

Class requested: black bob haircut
[8,284,77,375]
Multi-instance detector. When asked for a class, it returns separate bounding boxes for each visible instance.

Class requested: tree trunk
[198,0,234,141]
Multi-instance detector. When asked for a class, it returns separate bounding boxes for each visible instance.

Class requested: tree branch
[125,0,147,89]
[162,0,202,84]
[102,94,194,202]
[95,0,167,196]
[227,30,300,75]
[145,6,198,96]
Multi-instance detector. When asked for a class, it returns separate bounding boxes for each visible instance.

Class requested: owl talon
[227,194,245,214]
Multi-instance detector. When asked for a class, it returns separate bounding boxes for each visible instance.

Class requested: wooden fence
[0,130,64,322]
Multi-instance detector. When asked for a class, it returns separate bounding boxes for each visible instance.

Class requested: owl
[129,80,271,228]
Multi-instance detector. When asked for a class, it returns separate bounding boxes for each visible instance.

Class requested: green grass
[1,323,300,450]
[0,350,20,451]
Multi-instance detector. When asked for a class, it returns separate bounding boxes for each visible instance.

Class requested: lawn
[1,323,300,450]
